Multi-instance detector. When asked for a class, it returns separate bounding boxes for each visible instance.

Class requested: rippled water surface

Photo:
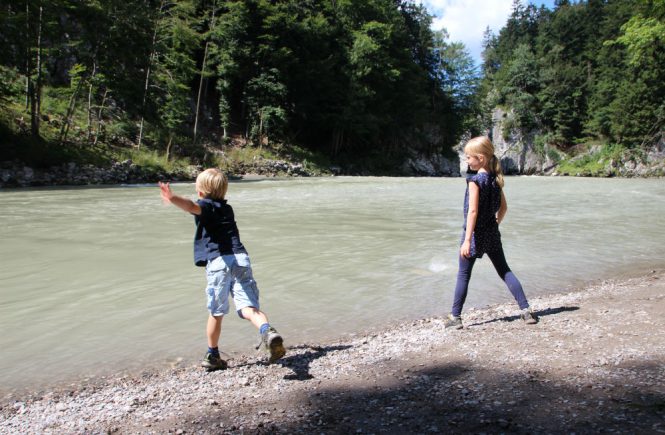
[1,177,664,392]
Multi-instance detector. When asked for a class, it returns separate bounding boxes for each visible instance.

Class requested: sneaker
[257,327,286,363]
[521,308,538,325]
[444,313,463,329]
[201,352,228,371]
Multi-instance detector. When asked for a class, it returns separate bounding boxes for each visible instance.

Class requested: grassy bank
[0,99,335,177]
[555,142,663,177]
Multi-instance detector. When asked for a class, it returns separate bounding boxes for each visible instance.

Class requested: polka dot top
[461,171,503,258]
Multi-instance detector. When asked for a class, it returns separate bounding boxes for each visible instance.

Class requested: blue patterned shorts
[205,253,260,317]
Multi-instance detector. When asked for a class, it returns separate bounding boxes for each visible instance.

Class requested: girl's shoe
[444,314,463,329]
[520,308,538,325]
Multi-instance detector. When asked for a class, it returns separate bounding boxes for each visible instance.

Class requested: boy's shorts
[205,253,260,317]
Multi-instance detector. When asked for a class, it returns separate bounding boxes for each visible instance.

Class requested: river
[1,176,664,394]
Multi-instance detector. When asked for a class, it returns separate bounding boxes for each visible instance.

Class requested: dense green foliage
[482,0,665,149]
[0,0,478,169]
[1,0,662,173]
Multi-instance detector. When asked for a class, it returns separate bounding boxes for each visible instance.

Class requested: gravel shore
[2,270,664,434]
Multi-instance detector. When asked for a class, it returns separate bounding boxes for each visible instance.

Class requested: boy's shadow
[276,344,353,381]
[466,306,579,327]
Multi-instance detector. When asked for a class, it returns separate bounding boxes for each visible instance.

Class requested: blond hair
[195,168,228,200]
[464,136,504,189]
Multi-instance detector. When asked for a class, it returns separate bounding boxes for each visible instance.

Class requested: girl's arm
[496,190,507,224]
[461,182,479,258]
[159,182,202,215]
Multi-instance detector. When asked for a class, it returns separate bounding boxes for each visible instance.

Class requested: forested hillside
[0,0,477,174]
[0,0,663,181]
[480,0,664,152]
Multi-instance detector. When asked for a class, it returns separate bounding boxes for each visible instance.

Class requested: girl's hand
[460,240,471,258]
[159,181,173,204]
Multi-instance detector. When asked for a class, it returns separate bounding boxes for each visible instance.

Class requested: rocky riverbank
[2,270,664,434]
[2,137,664,186]
[0,158,320,188]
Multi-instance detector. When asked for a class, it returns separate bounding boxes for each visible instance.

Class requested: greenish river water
[1,176,664,393]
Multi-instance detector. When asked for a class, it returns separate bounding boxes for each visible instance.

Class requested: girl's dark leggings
[451,247,529,317]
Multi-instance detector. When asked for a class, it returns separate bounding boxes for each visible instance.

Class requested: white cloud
[420,0,514,65]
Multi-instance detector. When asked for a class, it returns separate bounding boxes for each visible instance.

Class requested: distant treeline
[0,0,478,161]
[480,0,664,148]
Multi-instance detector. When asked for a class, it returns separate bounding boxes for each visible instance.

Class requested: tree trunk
[87,60,97,141]
[193,41,208,143]
[136,48,154,149]
[30,4,43,137]
[24,0,30,110]
[194,4,216,143]
[138,0,164,149]
[60,78,84,144]
[331,128,344,156]
[258,110,263,149]
[93,88,108,146]
[166,135,172,161]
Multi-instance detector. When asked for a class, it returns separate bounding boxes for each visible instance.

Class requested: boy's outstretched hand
[158,181,202,215]
[159,181,174,204]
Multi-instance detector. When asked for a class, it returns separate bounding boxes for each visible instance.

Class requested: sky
[420,0,556,66]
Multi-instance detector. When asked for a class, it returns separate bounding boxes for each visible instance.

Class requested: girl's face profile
[465,153,482,171]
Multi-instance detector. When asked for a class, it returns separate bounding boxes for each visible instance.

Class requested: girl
[444,136,537,329]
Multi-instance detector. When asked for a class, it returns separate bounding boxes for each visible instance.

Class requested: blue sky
[419,0,556,66]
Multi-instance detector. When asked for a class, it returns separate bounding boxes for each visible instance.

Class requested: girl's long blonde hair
[464,136,504,189]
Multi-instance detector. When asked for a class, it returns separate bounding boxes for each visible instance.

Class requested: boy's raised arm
[159,181,202,215]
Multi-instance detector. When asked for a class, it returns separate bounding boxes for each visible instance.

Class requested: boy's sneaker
[201,352,228,371]
[444,314,463,329]
[521,308,538,325]
[257,327,286,363]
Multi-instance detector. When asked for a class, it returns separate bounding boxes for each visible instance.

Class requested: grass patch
[114,148,192,172]
[0,106,111,168]
[207,141,332,175]
[212,145,279,173]
[557,142,628,176]
[279,143,332,175]
[1,82,332,177]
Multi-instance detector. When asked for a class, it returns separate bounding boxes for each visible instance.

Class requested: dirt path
[2,270,664,434]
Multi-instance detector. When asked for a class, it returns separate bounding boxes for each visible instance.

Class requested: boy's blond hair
[196,168,228,200]
[464,136,505,189]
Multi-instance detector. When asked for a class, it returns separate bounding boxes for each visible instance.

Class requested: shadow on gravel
[466,306,580,327]
[280,344,353,381]
[276,360,665,434]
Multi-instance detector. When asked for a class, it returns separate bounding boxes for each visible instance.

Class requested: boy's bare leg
[207,314,223,348]
[240,307,285,363]
[202,314,227,370]
[240,307,268,329]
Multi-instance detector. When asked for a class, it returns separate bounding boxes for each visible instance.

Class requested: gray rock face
[401,150,460,177]
[489,108,549,175]
[473,108,664,177]
[452,109,556,177]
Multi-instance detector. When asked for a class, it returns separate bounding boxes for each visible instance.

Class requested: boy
[159,168,285,370]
